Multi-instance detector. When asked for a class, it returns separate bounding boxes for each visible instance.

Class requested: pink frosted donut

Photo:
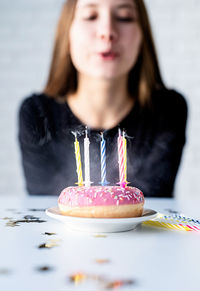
[58,186,144,218]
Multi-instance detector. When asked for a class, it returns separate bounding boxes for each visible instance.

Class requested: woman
[18,0,187,196]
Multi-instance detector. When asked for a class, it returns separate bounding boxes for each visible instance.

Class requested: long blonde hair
[44,0,165,106]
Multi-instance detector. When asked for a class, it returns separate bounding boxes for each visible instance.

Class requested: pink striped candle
[122,130,127,183]
[118,129,126,188]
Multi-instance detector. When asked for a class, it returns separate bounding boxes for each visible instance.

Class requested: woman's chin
[83,70,127,81]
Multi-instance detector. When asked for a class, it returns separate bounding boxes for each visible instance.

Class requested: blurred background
[0,0,199,201]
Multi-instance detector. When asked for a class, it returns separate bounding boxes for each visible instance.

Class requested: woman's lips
[98,51,119,60]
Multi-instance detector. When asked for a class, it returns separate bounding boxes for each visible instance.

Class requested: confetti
[68,271,136,289]
[42,232,57,236]
[6,221,19,227]
[28,208,45,212]
[105,279,135,289]
[38,243,48,249]
[24,215,39,219]
[35,266,54,272]
[94,234,107,238]
[38,239,61,249]
[5,216,47,227]
[69,272,104,286]
[69,272,87,284]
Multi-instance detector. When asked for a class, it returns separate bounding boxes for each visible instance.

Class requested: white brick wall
[0,0,63,196]
[0,0,199,199]
[145,0,200,202]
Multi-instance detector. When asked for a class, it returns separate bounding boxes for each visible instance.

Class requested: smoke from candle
[61,126,143,189]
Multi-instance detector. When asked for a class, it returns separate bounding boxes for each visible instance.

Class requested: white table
[0,196,199,291]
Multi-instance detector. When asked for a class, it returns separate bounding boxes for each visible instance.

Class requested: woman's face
[69,0,142,80]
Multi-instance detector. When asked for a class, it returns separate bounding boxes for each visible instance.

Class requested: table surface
[0,196,199,291]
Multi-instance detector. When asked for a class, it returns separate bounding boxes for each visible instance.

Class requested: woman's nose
[97,16,118,42]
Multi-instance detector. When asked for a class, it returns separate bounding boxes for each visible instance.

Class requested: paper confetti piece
[69,272,87,284]
[1,217,13,220]
[68,271,136,289]
[105,279,135,289]
[94,234,107,238]
[42,232,57,236]
[6,217,47,227]
[28,208,45,212]
[35,266,54,272]
[38,239,61,249]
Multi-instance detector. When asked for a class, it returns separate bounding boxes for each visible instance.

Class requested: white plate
[46,207,158,233]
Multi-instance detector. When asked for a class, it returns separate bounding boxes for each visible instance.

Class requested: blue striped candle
[100,133,108,186]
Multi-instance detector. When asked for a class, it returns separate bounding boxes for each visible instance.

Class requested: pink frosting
[58,186,144,207]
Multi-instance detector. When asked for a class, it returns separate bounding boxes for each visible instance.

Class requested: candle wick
[71,131,76,138]
[85,126,88,138]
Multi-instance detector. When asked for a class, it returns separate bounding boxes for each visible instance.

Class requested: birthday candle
[84,128,91,187]
[118,129,125,187]
[143,220,194,232]
[74,134,83,186]
[122,130,127,183]
[143,213,200,232]
[100,132,107,186]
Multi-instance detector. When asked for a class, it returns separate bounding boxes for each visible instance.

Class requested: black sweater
[18,89,187,197]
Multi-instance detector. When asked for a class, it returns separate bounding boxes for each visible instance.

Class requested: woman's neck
[67,75,134,130]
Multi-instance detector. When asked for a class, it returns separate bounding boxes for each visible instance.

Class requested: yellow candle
[74,137,83,186]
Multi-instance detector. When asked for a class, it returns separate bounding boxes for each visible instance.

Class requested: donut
[58,186,144,218]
